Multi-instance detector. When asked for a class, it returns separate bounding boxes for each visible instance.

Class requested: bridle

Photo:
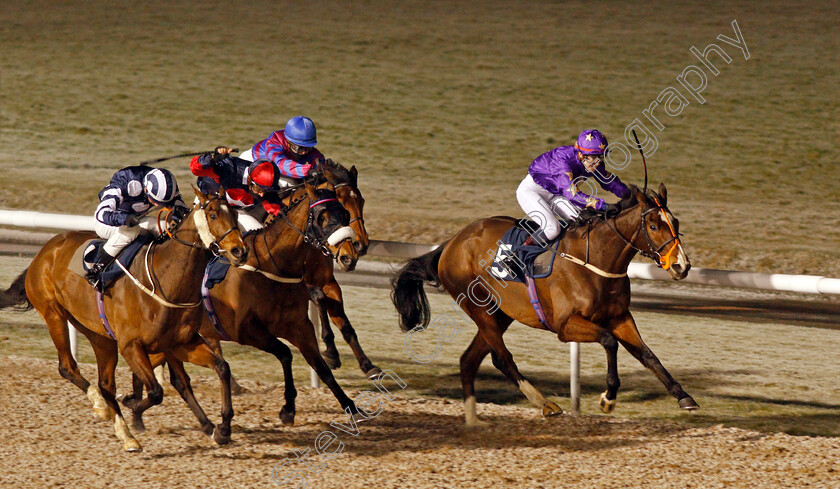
[167,195,239,258]
[334,181,365,228]
[274,188,349,260]
[603,194,681,270]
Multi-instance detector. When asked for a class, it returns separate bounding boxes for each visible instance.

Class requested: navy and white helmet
[143,168,180,205]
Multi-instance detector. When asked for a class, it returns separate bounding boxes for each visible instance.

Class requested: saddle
[69,236,153,290]
[488,219,561,284]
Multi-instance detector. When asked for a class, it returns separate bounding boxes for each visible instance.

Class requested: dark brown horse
[125,171,364,430]
[392,184,697,426]
[0,189,248,451]
[207,160,379,379]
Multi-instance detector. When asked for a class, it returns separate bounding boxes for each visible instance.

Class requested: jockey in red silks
[238,116,325,182]
[516,129,631,246]
[190,149,284,234]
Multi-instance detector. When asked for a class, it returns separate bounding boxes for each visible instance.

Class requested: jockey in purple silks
[516,129,630,246]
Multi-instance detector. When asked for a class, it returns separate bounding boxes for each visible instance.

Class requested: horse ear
[658,183,667,205]
[304,180,318,201]
[192,184,208,202]
[350,165,358,177]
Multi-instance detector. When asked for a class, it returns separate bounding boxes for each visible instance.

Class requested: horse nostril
[340,255,352,266]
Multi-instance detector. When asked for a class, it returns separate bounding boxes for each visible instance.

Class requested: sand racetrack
[2,355,838,489]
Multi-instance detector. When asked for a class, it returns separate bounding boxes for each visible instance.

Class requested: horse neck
[148,211,209,298]
[248,195,310,276]
[560,206,644,275]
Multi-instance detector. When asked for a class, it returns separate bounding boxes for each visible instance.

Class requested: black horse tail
[0,268,33,312]
[391,242,448,333]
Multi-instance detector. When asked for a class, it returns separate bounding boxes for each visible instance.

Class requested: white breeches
[95,215,162,257]
[235,208,265,233]
[515,174,580,240]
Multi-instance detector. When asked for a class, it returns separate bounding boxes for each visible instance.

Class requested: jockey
[88,166,184,282]
[190,149,284,234]
[516,129,630,246]
[238,116,325,183]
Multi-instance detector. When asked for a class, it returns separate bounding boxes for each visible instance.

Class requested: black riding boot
[86,250,115,288]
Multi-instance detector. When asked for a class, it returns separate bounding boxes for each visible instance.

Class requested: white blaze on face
[659,209,689,270]
[193,206,215,248]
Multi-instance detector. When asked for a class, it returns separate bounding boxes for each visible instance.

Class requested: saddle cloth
[488,219,559,284]
[69,236,153,288]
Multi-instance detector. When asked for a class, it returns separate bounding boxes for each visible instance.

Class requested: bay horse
[124,169,365,430]
[0,188,248,451]
[206,160,380,382]
[391,183,698,426]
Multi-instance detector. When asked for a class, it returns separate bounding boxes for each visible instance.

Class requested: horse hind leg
[473,308,562,418]
[460,332,492,427]
[88,334,141,452]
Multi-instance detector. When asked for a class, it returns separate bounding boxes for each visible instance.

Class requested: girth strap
[95,291,117,340]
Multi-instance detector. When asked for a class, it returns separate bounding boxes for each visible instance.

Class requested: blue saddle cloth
[203,255,232,289]
[488,219,559,284]
[83,236,152,287]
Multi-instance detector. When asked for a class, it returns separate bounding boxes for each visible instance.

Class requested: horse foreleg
[309,286,341,369]
[169,336,234,445]
[118,341,165,445]
[321,281,380,376]
[286,319,359,418]
[238,325,298,426]
[204,336,247,395]
[89,334,141,452]
[165,356,215,436]
[459,332,492,427]
[559,315,621,413]
[609,313,699,411]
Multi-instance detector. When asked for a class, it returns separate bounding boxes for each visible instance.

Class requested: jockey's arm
[536,171,607,210]
[95,184,128,226]
[594,166,632,199]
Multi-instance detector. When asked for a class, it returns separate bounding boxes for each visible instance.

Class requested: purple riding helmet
[574,129,608,155]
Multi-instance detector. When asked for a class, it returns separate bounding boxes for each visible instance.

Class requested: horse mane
[565,184,665,237]
[321,159,357,189]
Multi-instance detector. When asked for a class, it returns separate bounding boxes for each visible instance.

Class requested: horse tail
[390,242,448,333]
[0,268,33,312]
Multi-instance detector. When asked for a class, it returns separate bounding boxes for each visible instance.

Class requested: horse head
[192,186,249,266]
[302,173,360,272]
[630,183,690,280]
[318,159,370,257]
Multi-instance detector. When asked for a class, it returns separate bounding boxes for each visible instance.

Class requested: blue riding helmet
[285,116,318,147]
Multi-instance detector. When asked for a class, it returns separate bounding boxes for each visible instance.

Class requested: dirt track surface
[2,356,838,489]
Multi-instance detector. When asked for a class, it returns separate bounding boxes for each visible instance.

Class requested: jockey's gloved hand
[124,214,140,227]
[603,203,621,218]
[212,146,234,163]
[307,169,322,182]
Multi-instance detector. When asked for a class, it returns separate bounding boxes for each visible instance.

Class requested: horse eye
[210,213,218,220]
[649,224,657,231]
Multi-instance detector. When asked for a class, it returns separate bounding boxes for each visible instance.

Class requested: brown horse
[124,171,364,430]
[208,160,379,378]
[392,184,698,426]
[0,188,248,451]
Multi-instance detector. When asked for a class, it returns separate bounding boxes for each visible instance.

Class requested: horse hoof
[132,417,146,433]
[679,396,700,411]
[322,350,341,370]
[279,407,296,426]
[365,366,382,379]
[213,426,231,446]
[541,401,563,417]
[465,418,489,428]
[599,392,616,414]
[202,423,216,437]
[231,380,249,396]
[123,439,142,452]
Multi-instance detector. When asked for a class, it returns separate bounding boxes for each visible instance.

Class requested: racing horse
[205,160,380,380]
[123,169,364,431]
[0,188,248,451]
[391,183,698,426]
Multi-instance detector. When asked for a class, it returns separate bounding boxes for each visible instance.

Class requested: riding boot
[86,250,115,288]
[522,228,550,249]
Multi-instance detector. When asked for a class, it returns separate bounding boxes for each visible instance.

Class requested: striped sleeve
[95,186,126,226]
[253,136,311,178]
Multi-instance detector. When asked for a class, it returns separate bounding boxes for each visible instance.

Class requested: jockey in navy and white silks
[238,116,325,180]
[190,151,284,233]
[92,166,183,274]
[516,129,631,242]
